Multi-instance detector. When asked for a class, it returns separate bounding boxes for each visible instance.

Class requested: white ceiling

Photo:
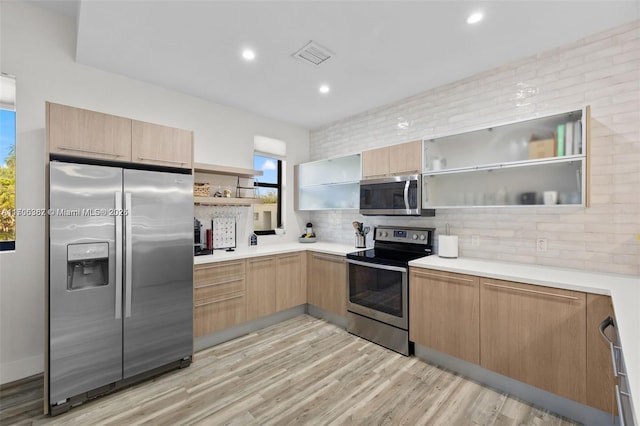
[33,1,639,129]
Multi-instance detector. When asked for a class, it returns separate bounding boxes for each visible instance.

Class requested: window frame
[0,103,16,252]
[253,156,282,236]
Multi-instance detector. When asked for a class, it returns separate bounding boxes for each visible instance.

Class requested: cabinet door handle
[248,257,274,264]
[57,146,123,157]
[599,316,626,378]
[393,170,420,176]
[599,316,615,344]
[195,293,243,307]
[599,316,618,377]
[482,282,579,300]
[277,253,300,259]
[364,173,387,179]
[312,253,345,263]
[196,261,245,270]
[137,156,186,165]
[412,271,474,284]
[195,277,244,289]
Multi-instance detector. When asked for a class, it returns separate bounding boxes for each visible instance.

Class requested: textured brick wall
[308,20,640,275]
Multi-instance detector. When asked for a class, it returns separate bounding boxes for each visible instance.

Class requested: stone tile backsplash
[308,20,640,275]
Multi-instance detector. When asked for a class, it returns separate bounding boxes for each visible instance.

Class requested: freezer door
[123,169,193,378]
[49,162,123,405]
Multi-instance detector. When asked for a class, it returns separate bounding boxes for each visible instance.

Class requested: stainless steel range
[346,226,434,355]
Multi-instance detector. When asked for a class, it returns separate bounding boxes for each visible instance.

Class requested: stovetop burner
[347,226,434,267]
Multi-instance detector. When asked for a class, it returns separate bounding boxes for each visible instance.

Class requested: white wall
[310,20,640,276]
[0,2,309,384]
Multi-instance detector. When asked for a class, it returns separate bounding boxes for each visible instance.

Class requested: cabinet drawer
[194,293,246,337]
[194,278,245,302]
[194,261,246,286]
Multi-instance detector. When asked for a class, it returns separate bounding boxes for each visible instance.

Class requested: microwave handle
[403,180,410,210]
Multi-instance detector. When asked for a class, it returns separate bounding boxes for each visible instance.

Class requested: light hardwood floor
[1,315,579,426]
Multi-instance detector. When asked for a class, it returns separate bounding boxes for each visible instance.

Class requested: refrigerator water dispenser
[67,242,109,290]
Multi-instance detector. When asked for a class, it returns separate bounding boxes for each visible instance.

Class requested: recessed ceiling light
[467,12,483,24]
[242,49,256,61]
[319,84,330,94]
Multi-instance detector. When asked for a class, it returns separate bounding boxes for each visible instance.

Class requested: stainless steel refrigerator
[48,161,193,415]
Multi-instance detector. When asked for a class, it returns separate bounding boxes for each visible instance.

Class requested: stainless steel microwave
[359,175,435,216]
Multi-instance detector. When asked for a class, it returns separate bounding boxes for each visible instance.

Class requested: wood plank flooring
[1,315,579,426]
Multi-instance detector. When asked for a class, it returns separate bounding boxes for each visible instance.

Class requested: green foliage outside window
[0,145,16,241]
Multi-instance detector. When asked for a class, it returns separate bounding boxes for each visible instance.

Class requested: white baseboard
[0,354,43,385]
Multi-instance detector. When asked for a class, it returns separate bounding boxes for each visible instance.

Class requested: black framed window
[253,154,281,235]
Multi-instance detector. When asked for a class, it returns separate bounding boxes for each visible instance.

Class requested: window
[253,154,281,234]
[0,74,16,251]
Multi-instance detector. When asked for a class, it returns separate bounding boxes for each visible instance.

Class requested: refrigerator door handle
[114,192,123,319]
[125,192,133,318]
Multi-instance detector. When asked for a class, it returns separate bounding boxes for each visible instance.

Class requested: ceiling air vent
[292,41,333,66]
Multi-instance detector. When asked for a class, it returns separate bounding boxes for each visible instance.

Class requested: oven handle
[347,258,407,273]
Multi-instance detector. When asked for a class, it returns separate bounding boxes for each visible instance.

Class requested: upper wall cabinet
[47,102,132,161]
[46,102,193,169]
[296,153,361,210]
[362,140,422,179]
[132,121,193,168]
[422,107,590,208]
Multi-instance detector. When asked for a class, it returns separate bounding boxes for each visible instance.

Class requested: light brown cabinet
[586,294,617,414]
[132,120,193,168]
[409,268,480,364]
[46,102,193,169]
[480,278,587,404]
[193,260,247,337]
[361,140,422,179]
[389,140,422,176]
[361,146,390,179]
[276,252,307,311]
[194,252,309,336]
[307,252,347,316]
[246,256,277,321]
[47,102,132,161]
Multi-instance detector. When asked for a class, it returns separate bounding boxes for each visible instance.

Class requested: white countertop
[409,255,640,419]
[193,241,359,265]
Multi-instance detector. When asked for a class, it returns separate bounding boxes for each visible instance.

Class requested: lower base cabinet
[194,294,246,337]
[276,252,307,311]
[193,260,247,337]
[409,268,480,364]
[194,258,619,416]
[195,252,310,335]
[245,253,308,321]
[307,252,347,316]
[246,256,277,321]
[480,278,587,404]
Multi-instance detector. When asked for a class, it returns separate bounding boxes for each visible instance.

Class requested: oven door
[347,259,408,329]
